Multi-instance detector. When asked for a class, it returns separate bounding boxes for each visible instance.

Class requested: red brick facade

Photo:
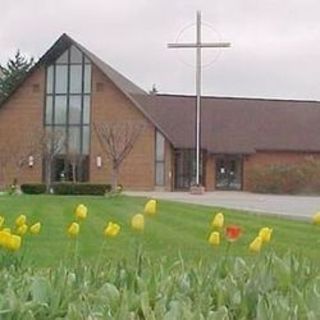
[89,65,157,190]
[0,64,175,191]
[0,66,44,187]
[203,152,320,192]
[1,62,319,192]
[1,34,319,193]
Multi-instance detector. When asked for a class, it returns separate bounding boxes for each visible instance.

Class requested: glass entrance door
[216,157,242,190]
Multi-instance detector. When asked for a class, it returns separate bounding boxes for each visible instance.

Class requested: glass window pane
[70,46,82,64]
[82,126,90,155]
[70,65,82,94]
[83,96,90,124]
[55,65,68,94]
[46,65,53,94]
[156,131,165,161]
[69,96,81,124]
[45,126,53,155]
[156,162,165,186]
[54,127,67,154]
[54,96,67,124]
[84,64,91,94]
[56,50,68,64]
[84,56,90,64]
[68,127,81,153]
[45,96,53,124]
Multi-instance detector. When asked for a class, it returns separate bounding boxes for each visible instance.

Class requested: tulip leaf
[30,277,50,304]
[207,306,229,320]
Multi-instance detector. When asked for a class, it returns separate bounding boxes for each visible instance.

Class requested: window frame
[43,45,92,182]
[155,130,166,186]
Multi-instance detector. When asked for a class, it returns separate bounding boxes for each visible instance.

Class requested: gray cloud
[1,0,319,100]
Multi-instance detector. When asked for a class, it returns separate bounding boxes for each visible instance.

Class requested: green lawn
[0,194,319,267]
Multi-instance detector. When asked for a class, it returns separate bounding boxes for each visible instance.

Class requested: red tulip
[225,225,241,242]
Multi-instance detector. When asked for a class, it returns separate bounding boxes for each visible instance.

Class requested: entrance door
[216,157,242,190]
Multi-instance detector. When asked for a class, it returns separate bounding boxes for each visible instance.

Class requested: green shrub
[248,157,320,194]
[52,183,111,195]
[21,184,46,194]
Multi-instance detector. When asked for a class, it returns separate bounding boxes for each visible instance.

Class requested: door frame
[215,155,243,191]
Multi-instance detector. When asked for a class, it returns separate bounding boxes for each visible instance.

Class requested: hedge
[21,184,46,194]
[52,183,111,195]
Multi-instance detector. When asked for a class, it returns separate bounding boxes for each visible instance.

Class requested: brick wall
[0,63,174,191]
[89,65,157,190]
[0,67,45,187]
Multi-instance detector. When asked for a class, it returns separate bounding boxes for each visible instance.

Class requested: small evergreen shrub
[21,184,46,194]
[52,183,111,195]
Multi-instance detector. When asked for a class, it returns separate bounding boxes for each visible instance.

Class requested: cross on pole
[168,11,231,187]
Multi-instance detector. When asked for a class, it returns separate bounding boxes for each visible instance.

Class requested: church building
[1,34,320,191]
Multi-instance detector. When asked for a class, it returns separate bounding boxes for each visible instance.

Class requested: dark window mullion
[77,54,86,181]
[80,54,85,156]
[43,67,48,127]
[52,64,56,128]
[66,48,71,156]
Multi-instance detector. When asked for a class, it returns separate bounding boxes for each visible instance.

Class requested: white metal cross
[168,11,231,186]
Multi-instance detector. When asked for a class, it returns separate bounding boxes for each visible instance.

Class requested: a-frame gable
[0,33,174,145]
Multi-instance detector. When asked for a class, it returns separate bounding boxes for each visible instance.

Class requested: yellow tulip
[6,235,22,251]
[2,228,11,234]
[249,236,263,253]
[30,222,41,235]
[208,231,220,246]
[68,222,80,237]
[75,204,88,220]
[212,212,224,229]
[259,227,273,243]
[144,199,157,216]
[0,216,4,228]
[131,214,145,231]
[15,214,27,227]
[16,224,28,236]
[312,212,320,225]
[0,230,11,247]
[104,222,121,237]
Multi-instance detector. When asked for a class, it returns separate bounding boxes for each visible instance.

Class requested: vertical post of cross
[195,10,201,186]
[168,11,231,191]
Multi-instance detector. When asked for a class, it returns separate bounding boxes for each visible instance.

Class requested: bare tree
[6,129,42,186]
[0,128,42,191]
[38,129,66,192]
[66,148,82,183]
[94,121,145,190]
[0,144,10,188]
[0,128,65,192]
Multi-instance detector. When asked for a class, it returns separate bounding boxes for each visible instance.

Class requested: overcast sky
[1,0,320,100]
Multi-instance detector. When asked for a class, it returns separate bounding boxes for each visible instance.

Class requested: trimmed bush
[21,184,46,194]
[52,183,111,195]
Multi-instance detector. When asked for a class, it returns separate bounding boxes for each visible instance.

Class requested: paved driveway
[125,191,320,220]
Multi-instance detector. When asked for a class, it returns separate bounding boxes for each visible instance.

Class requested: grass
[0,194,319,267]
[1,194,320,318]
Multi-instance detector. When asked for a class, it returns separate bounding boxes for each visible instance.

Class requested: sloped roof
[134,94,320,154]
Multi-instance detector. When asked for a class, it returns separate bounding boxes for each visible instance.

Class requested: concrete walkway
[125,191,320,220]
